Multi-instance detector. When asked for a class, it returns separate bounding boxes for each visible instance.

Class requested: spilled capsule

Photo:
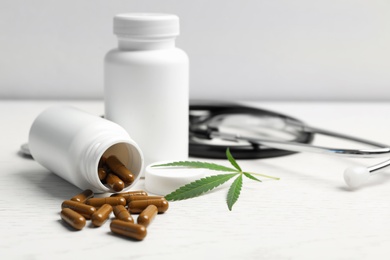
[70,189,94,203]
[61,200,96,219]
[86,196,126,208]
[61,208,86,230]
[110,220,147,241]
[92,204,113,227]
[112,190,148,196]
[128,199,169,214]
[113,205,134,223]
[137,205,158,227]
[111,190,148,203]
[127,195,164,202]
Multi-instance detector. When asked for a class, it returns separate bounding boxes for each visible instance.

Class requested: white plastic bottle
[104,13,189,166]
[28,106,144,193]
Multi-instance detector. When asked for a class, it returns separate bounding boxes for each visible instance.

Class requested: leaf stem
[246,172,280,180]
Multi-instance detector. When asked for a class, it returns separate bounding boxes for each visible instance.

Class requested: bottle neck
[117,36,176,51]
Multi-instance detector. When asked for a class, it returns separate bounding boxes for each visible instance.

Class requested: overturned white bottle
[28,106,144,193]
[104,13,189,166]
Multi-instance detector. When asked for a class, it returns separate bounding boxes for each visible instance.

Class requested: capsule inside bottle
[96,143,143,193]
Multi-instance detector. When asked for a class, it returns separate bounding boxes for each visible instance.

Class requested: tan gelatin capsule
[61,208,86,230]
[113,205,134,223]
[61,200,96,219]
[106,173,125,192]
[110,190,148,203]
[106,155,134,185]
[137,205,158,227]
[98,156,107,167]
[98,168,107,181]
[128,199,169,214]
[70,189,94,203]
[86,196,126,208]
[110,219,147,241]
[92,204,113,227]
[127,195,164,202]
[117,190,148,196]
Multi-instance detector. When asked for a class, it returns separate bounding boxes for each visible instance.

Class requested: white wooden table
[1,100,390,260]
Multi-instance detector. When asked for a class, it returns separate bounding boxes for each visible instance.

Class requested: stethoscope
[189,102,390,189]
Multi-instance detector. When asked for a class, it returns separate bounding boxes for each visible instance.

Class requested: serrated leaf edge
[227,174,243,211]
[243,172,262,182]
[165,173,238,201]
[152,161,238,173]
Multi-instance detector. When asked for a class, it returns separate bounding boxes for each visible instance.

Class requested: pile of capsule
[98,155,135,192]
[61,189,169,241]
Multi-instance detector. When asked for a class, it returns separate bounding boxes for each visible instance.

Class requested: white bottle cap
[114,13,180,38]
[145,162,206,196]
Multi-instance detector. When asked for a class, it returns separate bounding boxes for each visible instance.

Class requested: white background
[1,0,390,100]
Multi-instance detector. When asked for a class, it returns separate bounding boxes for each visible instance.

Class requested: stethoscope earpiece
[343,166,371,189]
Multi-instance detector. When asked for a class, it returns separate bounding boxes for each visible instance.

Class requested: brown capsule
[106,173,125,192]
[128,199,169,214]
[92,204,113,227]
[115,190,148,196]
[98,168,107,181]
[61,200,96,219]
[110,190,148,203]
[70,189,94,203]
[86,197,126,208]
[126,195,164,202]
[61,208,86,230]
[137,205,158,227]
[106,156,134,185]
[98,156,107,167]
[110,220,147,241]
[113,205,134,223]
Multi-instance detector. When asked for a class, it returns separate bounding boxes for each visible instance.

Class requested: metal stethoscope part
[210,127,390,189]
[188,102,390,189]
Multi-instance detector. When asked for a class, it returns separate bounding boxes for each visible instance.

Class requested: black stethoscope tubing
[189,102,314,159]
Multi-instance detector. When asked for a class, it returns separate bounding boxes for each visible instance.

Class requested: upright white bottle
[104,13,189,166]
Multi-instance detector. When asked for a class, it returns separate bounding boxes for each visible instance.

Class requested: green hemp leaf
[152,148,279,211]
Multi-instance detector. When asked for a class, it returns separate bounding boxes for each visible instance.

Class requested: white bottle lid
[114,13,180,38]
[145,162,206,196]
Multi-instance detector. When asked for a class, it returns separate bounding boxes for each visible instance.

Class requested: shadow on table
[17,149,33,160]
[13,168,81,200]
[15,148,86,199]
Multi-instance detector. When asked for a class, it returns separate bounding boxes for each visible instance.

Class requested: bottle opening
[93,142,143,192]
